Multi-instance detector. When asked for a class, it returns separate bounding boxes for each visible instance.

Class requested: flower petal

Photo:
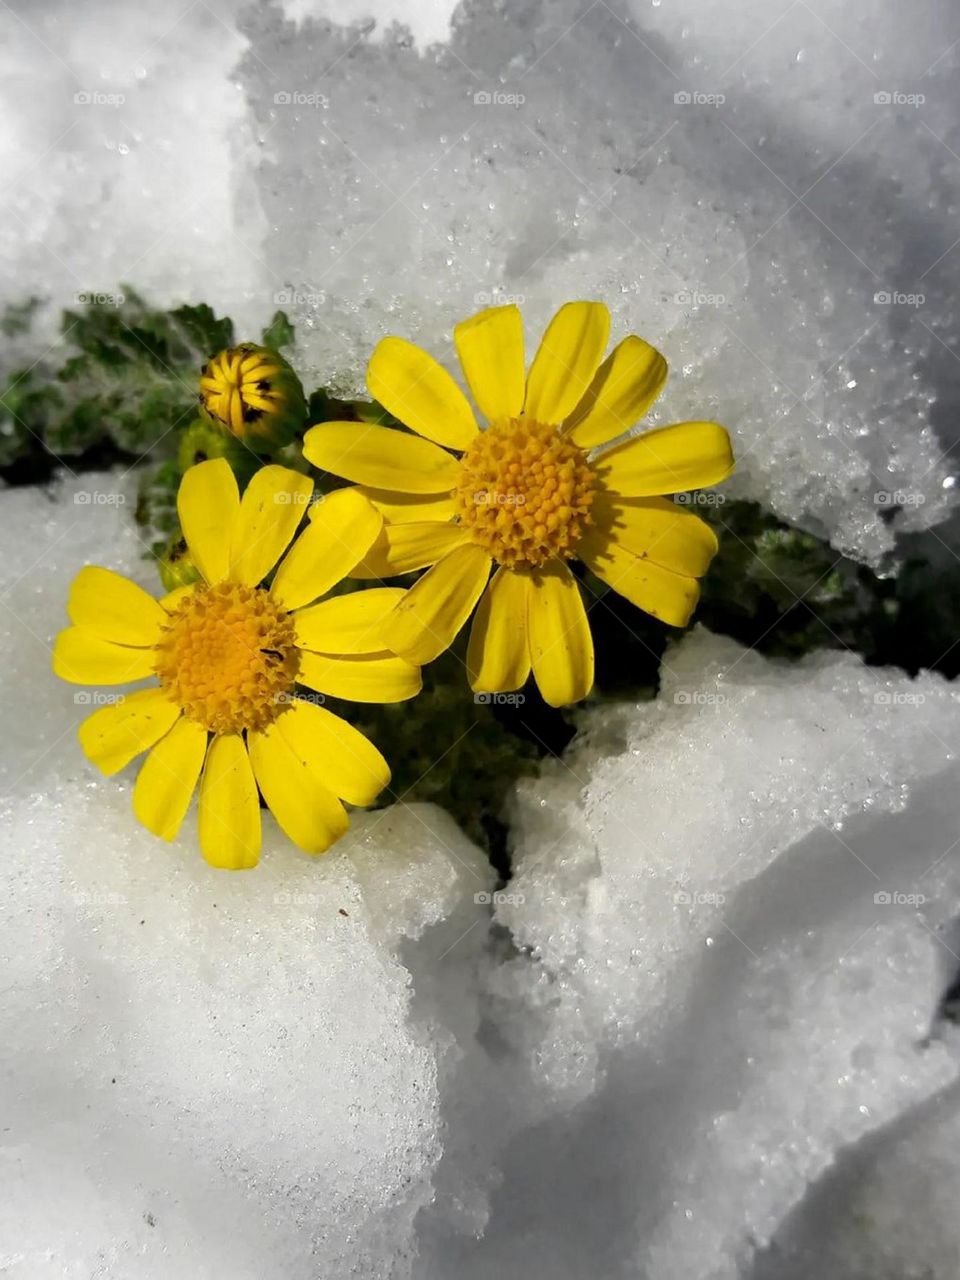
[466,568,532,693]
[528,560,594,707]
[454,304,525,422]
[303,421,460,494]
[230,465,313,587]
[78,687,181,777]
[367,336,478,450]
[177,458,239,585]
[197,733,261,870]
[580,532,700,627]
[53,627,157,685]
[350,520,469,579]
[297,652,422,703]
[356,486,457,526]
[132,715,208,842]
[247,721,348,856]
[564,335,668,448]
[594,421,734,496]
[294,587,406,654]
[589,494,718,578]
[524,301,610,425]
[270,488,381,610]
[383,543,492,665]
[68,566,166,647]
[276,698,389,807]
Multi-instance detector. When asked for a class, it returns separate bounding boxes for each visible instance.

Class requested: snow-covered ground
[3,1,960,1276]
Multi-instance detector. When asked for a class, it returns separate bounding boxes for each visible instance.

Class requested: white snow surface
[3,0,960,1275]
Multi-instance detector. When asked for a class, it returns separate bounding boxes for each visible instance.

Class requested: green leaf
[260,310,295,351]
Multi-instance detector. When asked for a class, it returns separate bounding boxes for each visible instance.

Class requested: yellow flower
[302,301,734,707]
[199,344,306,449]
[53,460,420,869]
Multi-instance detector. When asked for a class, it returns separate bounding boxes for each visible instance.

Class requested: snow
[3,0,960,1276]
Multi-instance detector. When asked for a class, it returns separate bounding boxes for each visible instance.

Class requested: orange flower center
[155,583,298,735]
[454,417,596,568]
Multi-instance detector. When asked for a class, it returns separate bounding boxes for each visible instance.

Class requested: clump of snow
[1,0,958,562]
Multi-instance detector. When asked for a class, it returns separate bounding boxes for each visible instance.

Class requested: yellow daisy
[53,460,421,869]
[302,301,734,707]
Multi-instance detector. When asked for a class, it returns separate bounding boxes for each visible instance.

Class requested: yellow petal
[355,486,457,525]
[524,301,610,425]
[68,566,166,647]
[383,543,492,665]
[247,721,348,856]
[594,421,735,497]
[589,494,718,578]
[177,458,239,585]
[53,627,157,685]
[294,587,406,654]
[271,488,381,610]
[564,335,668,448]
[467,568,532,693]
[528,561,594,707]
[132,715,208,841]
[366,336,478,451]
[160,584,198,613]
[580,533,700,627]
[230,464,313,587]
[303,421,460,494]
[276,698,389,807]
[78,687,181,777]
[454,304,525,422]
[297,651,422,703]
[350,520,469,579]
[197,733,261,870]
